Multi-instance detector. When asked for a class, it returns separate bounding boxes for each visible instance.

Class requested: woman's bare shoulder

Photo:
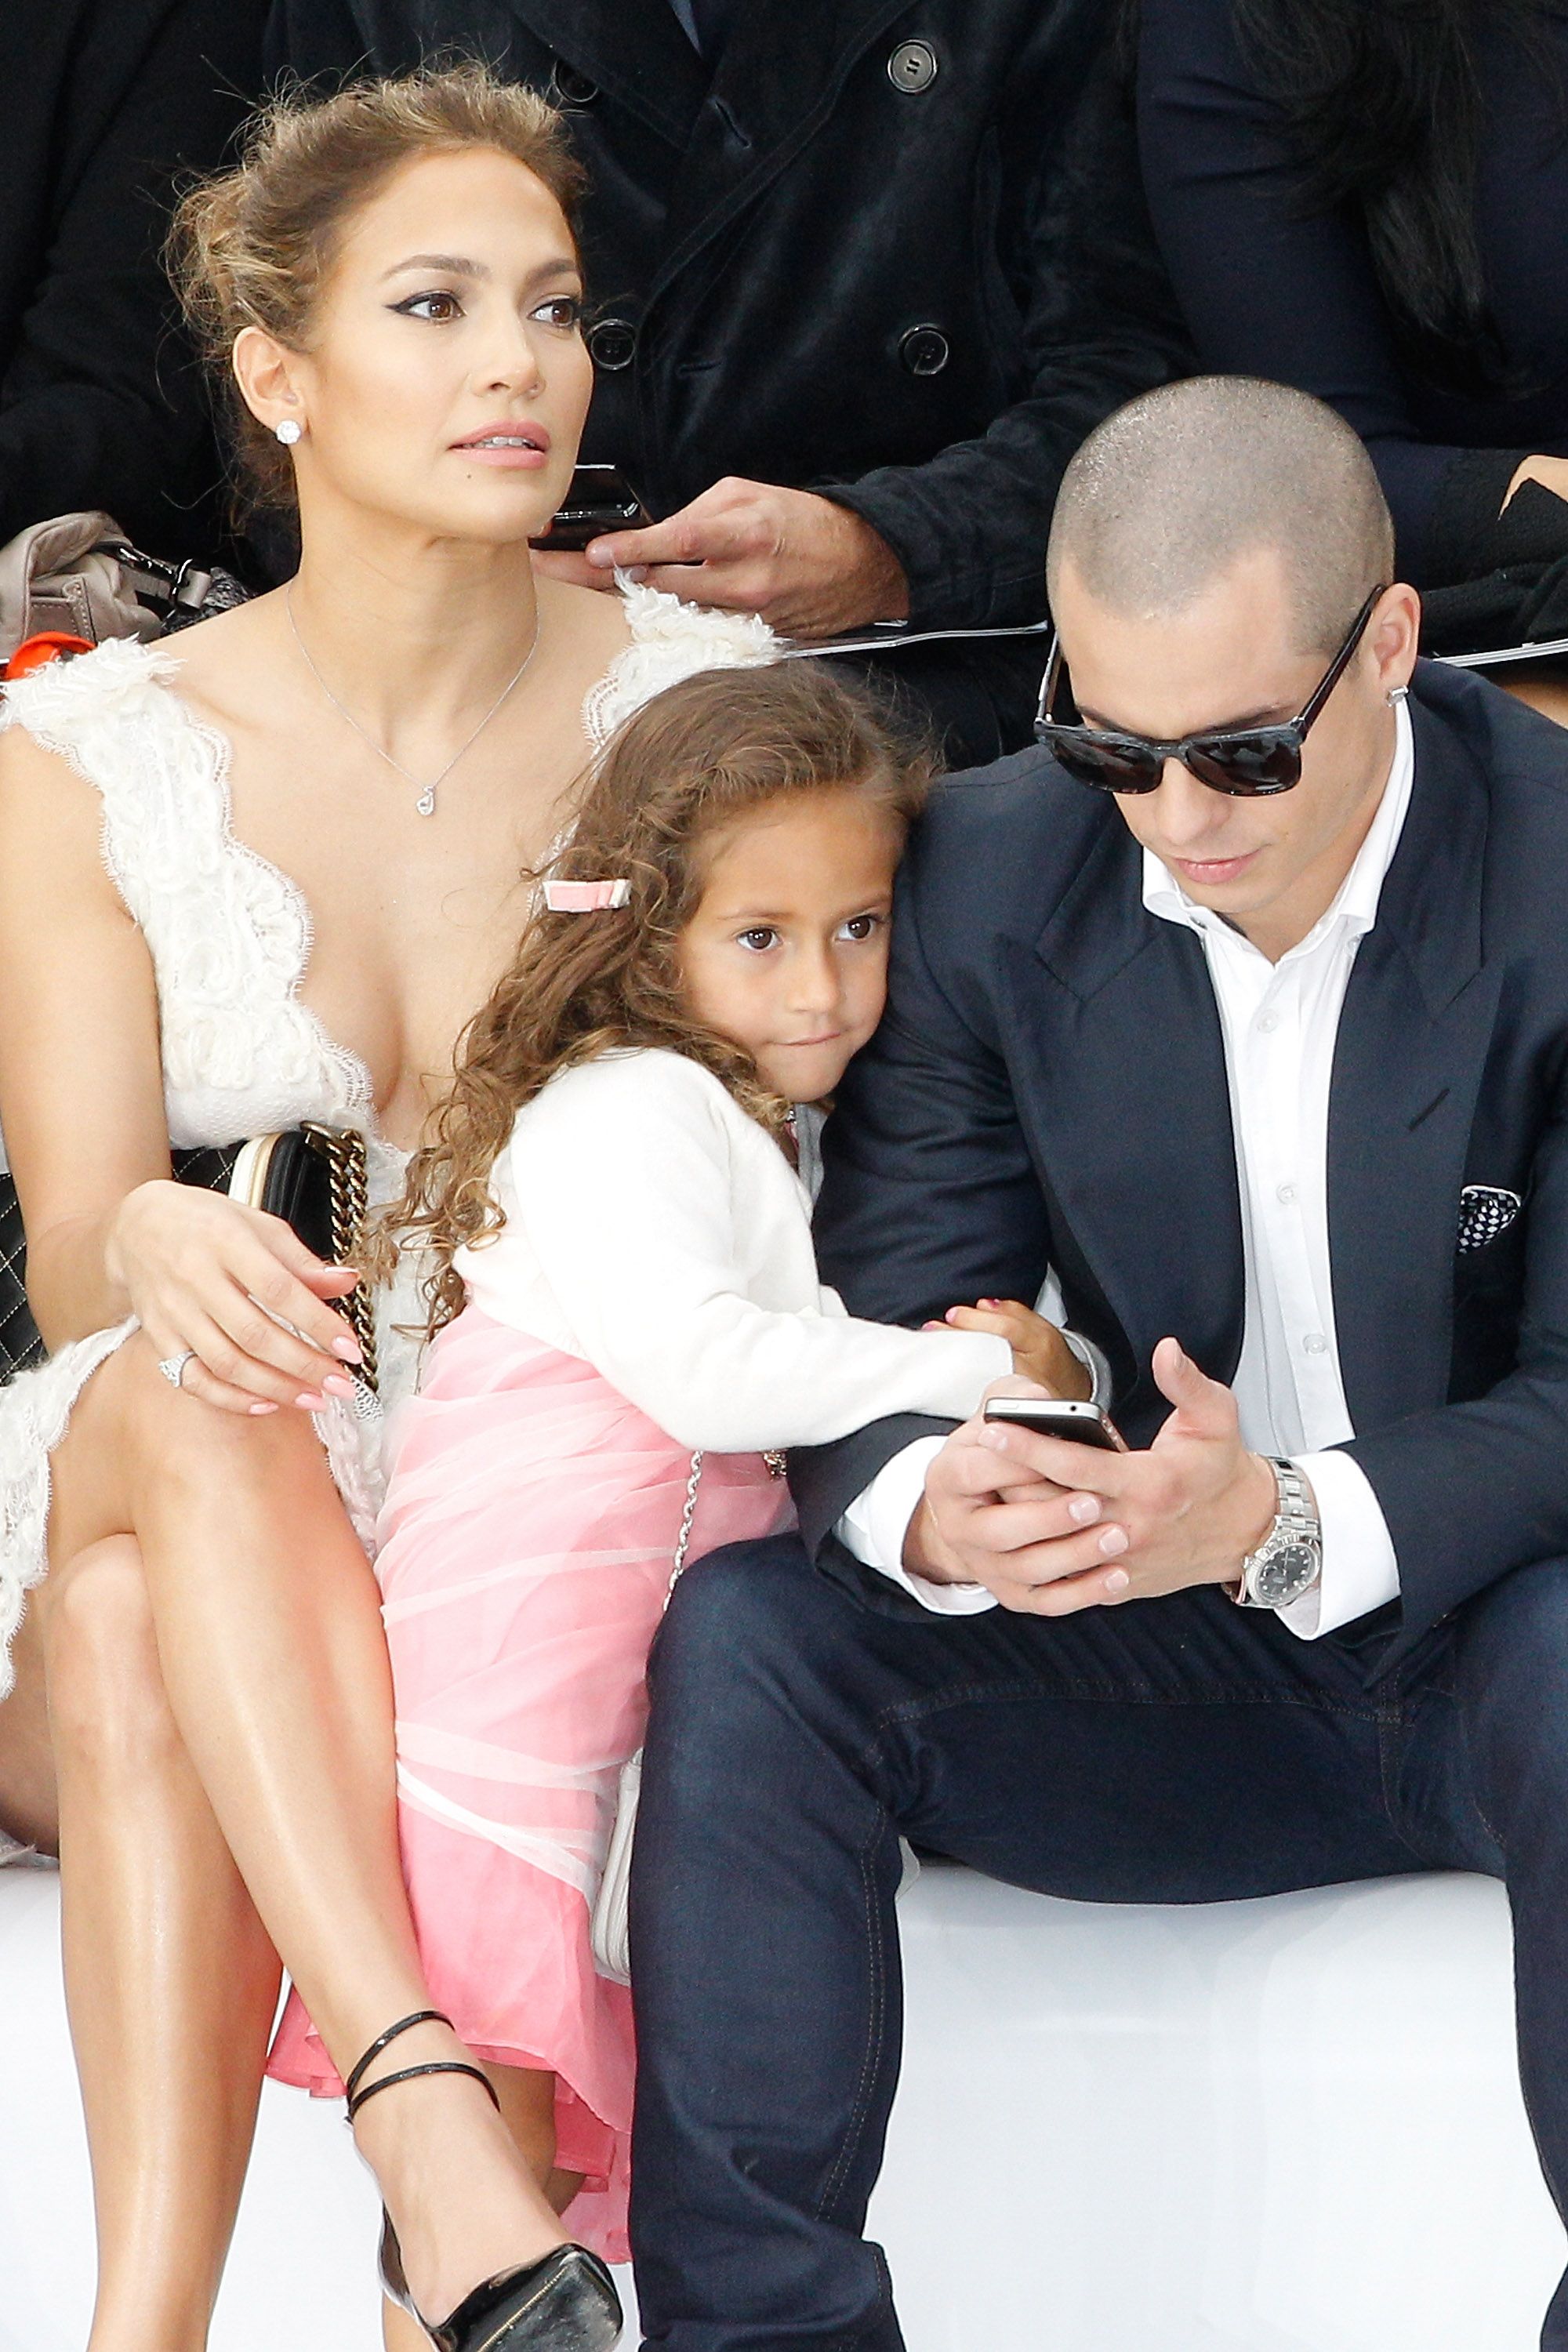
[150,591,292,734]
[533,572,635,666]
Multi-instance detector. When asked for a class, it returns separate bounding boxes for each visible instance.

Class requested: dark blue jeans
[628,1537,1568,2351]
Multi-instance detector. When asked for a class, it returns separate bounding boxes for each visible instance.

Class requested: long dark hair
[1227,0,1565,394]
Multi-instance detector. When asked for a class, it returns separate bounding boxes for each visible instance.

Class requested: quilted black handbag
[0,1125,376,1388]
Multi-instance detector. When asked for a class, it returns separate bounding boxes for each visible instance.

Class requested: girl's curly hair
[384,659,935,1333]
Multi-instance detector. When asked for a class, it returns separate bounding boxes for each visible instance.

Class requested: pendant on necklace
[416,786,437,818]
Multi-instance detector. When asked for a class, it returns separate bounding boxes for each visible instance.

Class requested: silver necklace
[284,587,542,816]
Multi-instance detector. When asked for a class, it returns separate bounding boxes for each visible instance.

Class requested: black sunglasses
[1033,585,1388,797]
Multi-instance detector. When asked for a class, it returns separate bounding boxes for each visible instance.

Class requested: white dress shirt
[841,700,1415,1638]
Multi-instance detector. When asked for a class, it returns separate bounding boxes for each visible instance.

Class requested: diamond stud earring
[274,418,303,446]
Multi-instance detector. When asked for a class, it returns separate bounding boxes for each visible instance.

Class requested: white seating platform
[0,1860,1559,2350]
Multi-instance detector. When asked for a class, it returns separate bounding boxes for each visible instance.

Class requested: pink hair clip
[543,878,631,913]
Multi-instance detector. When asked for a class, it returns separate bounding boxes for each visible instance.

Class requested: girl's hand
[929,1298,1093,1400]
[105,1180,364,1416]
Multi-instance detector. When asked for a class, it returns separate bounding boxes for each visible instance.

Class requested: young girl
[270,661,1077,2273]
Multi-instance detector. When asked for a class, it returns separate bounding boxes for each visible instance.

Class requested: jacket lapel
[508,0,708,146]
[1328,697,1500,1432]
[652,0,920,291]
[1001,822,1247,1410]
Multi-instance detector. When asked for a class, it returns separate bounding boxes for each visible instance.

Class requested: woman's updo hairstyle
[169,63,585,514]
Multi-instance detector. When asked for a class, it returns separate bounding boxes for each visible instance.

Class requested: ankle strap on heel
[344,2006,501,2125]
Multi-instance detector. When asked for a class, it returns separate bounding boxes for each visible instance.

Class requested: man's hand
[905,1339,1278,1616]
[534,477,910,637]
[927,1298,1093,1399]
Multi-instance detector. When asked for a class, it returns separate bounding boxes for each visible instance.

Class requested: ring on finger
[157,1348,198,1392]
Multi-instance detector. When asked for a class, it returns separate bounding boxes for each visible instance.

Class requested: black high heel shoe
[346,2010,624,2352]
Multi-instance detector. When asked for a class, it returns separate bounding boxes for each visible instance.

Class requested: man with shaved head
[629,378,1568,2350]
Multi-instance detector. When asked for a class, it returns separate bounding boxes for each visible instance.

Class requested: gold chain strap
[302,1123,378,1393]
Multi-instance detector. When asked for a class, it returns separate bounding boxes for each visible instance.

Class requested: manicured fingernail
[249,1401,278,1416]
[923,1320,944,1331]
[323,1374,355,1399]
[1098,1526,1129,1557]
[1104,1569,1131,1595]
[980,1425,1009,1451]
[332,1336,362,1363]
[1068,1494,1099,1525]
[296,1392,326,1411]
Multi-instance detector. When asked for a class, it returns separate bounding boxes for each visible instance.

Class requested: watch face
[1251,1541,1319,1606]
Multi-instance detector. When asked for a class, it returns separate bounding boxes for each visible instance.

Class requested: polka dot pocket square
[1457,1185,1523,1254]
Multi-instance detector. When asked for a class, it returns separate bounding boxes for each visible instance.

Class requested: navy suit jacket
[794,660,1568,1670]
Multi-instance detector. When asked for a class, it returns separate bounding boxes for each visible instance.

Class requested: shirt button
[1257,1011,1280,1033]
[1302,1332,1328,1356]
[898,324,950,376]
[1276,1181,1298,1205]
[888,38,939,92]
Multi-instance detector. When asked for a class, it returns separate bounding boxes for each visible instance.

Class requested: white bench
[0,1862,1559,2350]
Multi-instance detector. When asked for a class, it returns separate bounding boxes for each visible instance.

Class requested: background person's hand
[1503,453,1568,514]
[104,1180,365,1416]
[564,477,912,637]
[930,1298,1093,1399]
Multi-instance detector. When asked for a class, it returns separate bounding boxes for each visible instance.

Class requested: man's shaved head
[1047,377,1396,655]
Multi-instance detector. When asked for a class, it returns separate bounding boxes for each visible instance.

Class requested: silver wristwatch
[1229,1457,1322,1609]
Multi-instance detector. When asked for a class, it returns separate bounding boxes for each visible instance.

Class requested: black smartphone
[531,463,651,552]
[982,1396,1126,1451]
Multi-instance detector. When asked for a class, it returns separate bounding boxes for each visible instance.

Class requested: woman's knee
[42,1537,180,1773]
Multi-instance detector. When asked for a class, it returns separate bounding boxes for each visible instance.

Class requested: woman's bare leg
[43,1538,281,2352]
[489,2066,586,2216]
[49,1334,566,2323]
[0,1590,60,1853]
[378,2071,587,2352]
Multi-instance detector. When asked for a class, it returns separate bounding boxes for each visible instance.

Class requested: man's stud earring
[1386,684,1409,706]
[274,418,303,446]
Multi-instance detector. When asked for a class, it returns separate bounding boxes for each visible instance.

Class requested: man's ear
[232,325,308,443]
[1370,583,1421,696]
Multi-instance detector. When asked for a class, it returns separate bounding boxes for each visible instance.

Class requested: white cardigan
[455,1048,1010,1454]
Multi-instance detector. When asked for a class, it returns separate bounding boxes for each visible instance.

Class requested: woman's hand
[105,1180,365,1416]
[1504,454,1568,514]
[928,1298,1093,1399]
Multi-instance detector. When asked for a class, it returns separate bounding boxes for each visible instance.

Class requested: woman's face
[269,146,593,544]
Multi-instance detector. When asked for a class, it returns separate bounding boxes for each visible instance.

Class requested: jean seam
[814,1816,892,2223]
[1374,1711,1454,1870]
[868,1675,1395,1733]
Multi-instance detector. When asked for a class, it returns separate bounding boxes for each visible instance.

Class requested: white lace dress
[0,583,775,1701]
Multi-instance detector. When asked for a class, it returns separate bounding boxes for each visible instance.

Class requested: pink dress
[267,1305,792,2260]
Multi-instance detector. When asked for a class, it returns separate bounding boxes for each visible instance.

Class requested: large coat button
[551,64,600,107]
[887,39,938,93]
[899,323,950,376]
[589,318,638,371]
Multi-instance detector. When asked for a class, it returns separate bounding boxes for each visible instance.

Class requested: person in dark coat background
[1136,0,1568,669]
[1,0,267,562]
[267,0,1189,761]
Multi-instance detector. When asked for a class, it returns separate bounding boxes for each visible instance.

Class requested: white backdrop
[0,1861,1559,2350]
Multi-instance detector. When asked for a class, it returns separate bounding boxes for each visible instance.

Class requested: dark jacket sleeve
[0,0,265,556]
[790,779,1054,1590]
[1134,0,1536,591]
[821,61,1192,632]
